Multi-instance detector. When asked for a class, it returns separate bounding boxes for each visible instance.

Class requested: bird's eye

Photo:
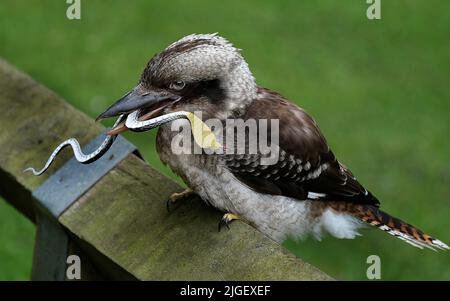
[169,80,186,91]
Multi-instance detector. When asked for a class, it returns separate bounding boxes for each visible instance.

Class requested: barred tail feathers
[354,205,448,251]
[328,202,449,251]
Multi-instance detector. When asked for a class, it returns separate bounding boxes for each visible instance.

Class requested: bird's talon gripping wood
[218,213,240,232]
[166,188,195,212]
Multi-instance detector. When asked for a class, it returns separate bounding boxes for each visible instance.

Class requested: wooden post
[0,58,332,280]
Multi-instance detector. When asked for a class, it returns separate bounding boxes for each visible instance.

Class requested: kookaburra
[97,33,448,251]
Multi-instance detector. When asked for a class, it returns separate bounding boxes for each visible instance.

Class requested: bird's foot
[167,188,195,212]
[218,213,240,232]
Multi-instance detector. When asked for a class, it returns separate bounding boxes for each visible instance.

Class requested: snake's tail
[23,140,76,176]
[24,115,125,176]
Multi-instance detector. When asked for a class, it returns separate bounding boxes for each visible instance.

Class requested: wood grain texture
[0,58,101,220]
[0,58,332,280]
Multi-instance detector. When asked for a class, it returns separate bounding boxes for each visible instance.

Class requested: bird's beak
[96,85,179,135]
[97,85,178,120]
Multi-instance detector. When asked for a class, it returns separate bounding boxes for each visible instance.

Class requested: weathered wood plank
[60,155,331,280]
[0,58,332,280]
[0,58,101,221]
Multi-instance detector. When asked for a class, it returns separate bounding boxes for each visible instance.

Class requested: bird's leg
[166,188,195,212]
[218,213,240,232]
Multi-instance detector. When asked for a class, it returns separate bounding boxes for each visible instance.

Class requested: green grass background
[0,0,449,280]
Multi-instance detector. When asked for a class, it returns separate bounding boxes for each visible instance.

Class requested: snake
[25,110,220,176]
[124,110,190,132]
[125,110,221,150]
[24,114,126,176]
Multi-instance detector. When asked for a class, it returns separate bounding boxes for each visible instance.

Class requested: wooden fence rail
[0,58,332,280]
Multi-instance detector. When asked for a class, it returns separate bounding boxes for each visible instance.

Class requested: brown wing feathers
[225,87,448,250]
[227,87,379,206]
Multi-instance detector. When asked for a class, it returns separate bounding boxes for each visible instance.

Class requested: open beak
[96,85,179,135]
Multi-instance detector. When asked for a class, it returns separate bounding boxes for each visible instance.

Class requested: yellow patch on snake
[185,112,222,150]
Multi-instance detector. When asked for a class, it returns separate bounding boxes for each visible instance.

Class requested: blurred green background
[0,0,449,280]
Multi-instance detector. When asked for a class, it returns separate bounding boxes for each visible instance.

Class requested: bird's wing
[223,87,379,206]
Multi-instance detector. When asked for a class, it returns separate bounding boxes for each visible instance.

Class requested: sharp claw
[166,199,174,213]
[166,189,195,213]
[218,213,238,232]
[218,219,230,232]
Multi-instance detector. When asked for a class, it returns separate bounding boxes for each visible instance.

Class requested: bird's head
[97,33,257,134]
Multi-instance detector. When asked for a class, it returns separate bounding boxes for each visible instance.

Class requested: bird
[97,33,448,251]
